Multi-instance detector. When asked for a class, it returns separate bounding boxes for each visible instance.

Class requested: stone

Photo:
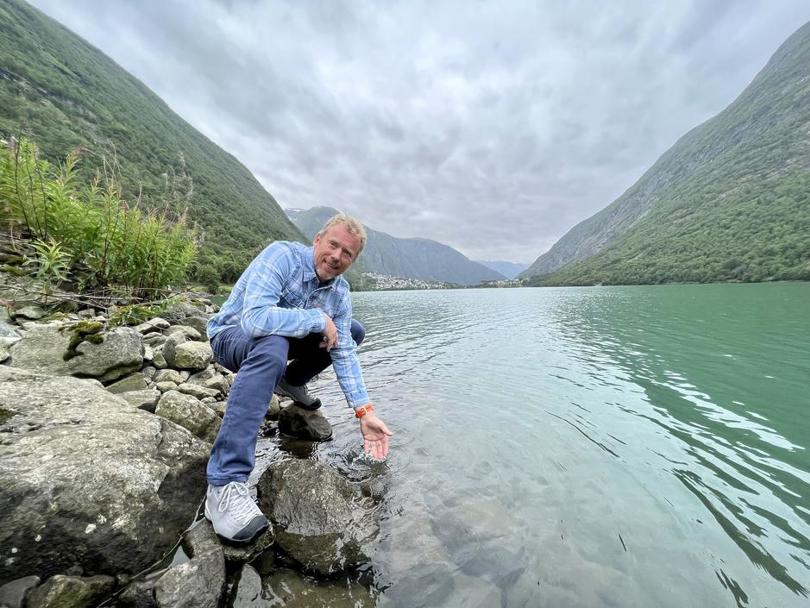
[152,349,168,369]
[0,575,40,608]
[68,327,144,382]
[177,384,220,400]
[11,305,46,321]
[171,342,213,371]
[180,316,209,339]
[143,333,168,347]
[210,401,227,417]
[187,368,229,396]
[116,579,157,608]
[0,319,20,339]
[257,460,377,575]
[106,372,148,394]
[161,301,206,325]
[143,344,155,362]
[228,564,262,608]
[25,574,115,608]
[0,342,8,363]
[8,323,72,376]
[155,381,178,392]
[262,568,375,607]
[120,389,162,412]
[278,404,332,440]
[154,369,185,385]
[155,391,221,443]
[134,317,170,334]
[165,325,202,341]
[266,394,281,420]
[0,366,209,582]
[154,522,224,608]
[142,366,157,380]
[161,334,186,368]
[221,525,275,564]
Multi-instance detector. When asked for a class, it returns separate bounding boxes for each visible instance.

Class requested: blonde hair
[317,213,367,255]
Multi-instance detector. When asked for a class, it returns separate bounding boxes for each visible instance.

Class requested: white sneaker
[204,482,269,544]
[274,377,322,410]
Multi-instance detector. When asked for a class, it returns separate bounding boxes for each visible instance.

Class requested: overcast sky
[29,1,810,263]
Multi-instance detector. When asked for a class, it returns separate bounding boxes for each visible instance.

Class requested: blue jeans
[206,320,366,485]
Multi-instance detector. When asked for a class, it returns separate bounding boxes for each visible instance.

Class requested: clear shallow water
[254,283,810,607]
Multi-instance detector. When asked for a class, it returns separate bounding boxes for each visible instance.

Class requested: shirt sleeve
[239,245,326,338]
[329,295,370,408]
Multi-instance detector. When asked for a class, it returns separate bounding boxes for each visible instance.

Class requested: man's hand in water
[359,411,393,460]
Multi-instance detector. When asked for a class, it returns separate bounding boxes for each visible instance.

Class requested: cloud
[29,0,810,262]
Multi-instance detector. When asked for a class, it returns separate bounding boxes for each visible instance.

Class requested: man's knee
[350,319,365,346]
[248,334,289,369]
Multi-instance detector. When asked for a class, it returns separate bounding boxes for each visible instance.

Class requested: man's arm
[240,245,326,338]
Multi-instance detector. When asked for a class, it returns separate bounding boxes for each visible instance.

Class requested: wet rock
[262,568,375,607]
[155,391,221,443]
[106,372,148,394]
[116,579,157,608]
[257,460,377,575]
[278,404,332,440]
[0,367,209,582]
[120,389,162,412]
[228,564,263,608]
[26,574,115,608]
[221,526,275,565]
[0,575,40,608]
[171,342,213,371]
[154,521,225,608]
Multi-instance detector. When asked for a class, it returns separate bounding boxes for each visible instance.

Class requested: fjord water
[260,283,810,607]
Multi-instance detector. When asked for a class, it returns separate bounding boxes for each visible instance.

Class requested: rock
[119,389,162,412]
[152,349,168,369]
[186,368,229,396]
[257,460,377,575]
[68,327,144,382]
[0,367,209,582]
[262,568,375,607]
[106,373,148,394]
[210,401,227,417]
[154,522,224,608]
[165,325,202,341]
[134,317,170,334]
[143,344,155,362]
[0,342,8,363]
[278,404,332,440]
[8,323,72,375]
[161,302,205,325]
[266,394,281,420]
[180,316,209,339]
[171,342,213,371]
[142,366,157,380]
[221,526,275,564]
[25,574,115,608]
[11,305,46,321]
[116,579,157,608]
[177,384,220,400]
[155,391,221,443]
[0,575,40,608]
[161,334,186,368]
[228,564,262,608]
[0,319,20,339]
[155,381,178,393]
[143,333,168,347]
[154,369,185,385]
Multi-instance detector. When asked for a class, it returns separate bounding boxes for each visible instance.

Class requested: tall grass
[0,137,198,297]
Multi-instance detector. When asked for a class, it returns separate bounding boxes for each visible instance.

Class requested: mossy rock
[64,320,106,361]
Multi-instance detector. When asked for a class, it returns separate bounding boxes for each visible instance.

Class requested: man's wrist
[354,403,374,419]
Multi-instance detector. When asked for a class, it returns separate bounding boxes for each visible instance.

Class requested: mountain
[287,207,506,285]
[521,21,810,285]
[475,260,528,280]
[0,0,304,282]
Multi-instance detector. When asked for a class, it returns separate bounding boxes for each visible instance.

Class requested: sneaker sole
[204,502,269,545]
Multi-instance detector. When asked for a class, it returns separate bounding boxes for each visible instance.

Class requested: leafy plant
[23,237,70,299]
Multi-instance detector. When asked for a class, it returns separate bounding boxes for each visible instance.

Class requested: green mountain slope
[522,21,810,285]
[0,0,305,281]
[288,206,506,285]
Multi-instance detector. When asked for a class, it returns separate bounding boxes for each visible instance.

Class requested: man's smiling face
[312,224,361,281]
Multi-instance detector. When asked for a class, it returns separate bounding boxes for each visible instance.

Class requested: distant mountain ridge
[521,21,810,285]
[287,207,506,285]
[0,0,304,281]
[475,260,527,280]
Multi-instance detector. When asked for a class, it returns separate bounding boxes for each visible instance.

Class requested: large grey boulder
[278,404,332,440]
[120,389,162,412]
[7,323,72,375]
[154,521,224,608]
[0,367,209,583]
[171,342,213,371]
[0,575,40,608]
[26,574,115,608]
[257,460,377,575]
[155,391,221,443]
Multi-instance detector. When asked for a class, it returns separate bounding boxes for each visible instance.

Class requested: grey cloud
[30,0,810,262]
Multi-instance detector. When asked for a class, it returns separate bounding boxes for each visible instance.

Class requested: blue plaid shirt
[207,241,370,408]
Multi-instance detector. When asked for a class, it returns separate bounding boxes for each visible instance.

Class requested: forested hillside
[522,21,810,285]
[288,207,505,285]
[0,0,304,282]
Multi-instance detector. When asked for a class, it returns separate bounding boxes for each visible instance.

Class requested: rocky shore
[0,270,382,607]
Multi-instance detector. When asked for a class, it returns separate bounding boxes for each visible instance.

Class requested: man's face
[312,224,361,281]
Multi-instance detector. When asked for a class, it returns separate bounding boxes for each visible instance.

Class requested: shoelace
[217,482,260,525]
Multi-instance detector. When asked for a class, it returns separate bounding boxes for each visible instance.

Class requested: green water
[254,283,809,607]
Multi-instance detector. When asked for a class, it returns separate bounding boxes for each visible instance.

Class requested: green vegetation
[524,22,810,286]
[1,137,197,296]
[0,0,304,283]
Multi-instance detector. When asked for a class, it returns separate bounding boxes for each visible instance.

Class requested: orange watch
[354,404,374,419]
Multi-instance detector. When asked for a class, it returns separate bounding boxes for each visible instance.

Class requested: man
[205,213,393,543]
